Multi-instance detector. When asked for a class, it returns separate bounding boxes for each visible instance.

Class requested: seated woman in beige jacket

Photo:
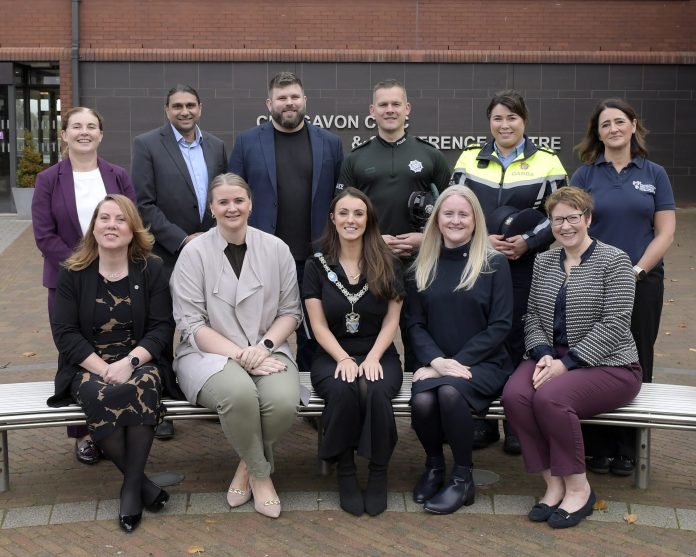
[170,173,302,519]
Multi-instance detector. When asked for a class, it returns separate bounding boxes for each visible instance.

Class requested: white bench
[2,375,695,491]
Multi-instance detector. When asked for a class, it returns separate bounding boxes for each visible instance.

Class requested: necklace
[316,253,368,334]
[338,258,361,282]
[100,268,127,281]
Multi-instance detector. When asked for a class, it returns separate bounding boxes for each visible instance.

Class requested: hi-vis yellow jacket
[451,137,567,254]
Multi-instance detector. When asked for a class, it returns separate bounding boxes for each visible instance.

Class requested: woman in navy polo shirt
[572,98,675,477]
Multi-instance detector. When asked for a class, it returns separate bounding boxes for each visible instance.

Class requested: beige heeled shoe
[249,476,281,519]
[227,461,252,508]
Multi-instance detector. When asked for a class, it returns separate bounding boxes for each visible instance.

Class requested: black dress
[71,276,163,442]
[405,244,514,415]
[303,255,403,465]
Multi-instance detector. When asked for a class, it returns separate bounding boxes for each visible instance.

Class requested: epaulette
[351,137,374,151]
[464,142,483,151]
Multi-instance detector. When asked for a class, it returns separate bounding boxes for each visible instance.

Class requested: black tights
[97,425,158,516]
[411,385,474,467]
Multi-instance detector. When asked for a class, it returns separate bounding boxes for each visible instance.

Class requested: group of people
[31,71,674,532]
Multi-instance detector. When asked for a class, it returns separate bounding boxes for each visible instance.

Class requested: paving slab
[95,498,118,521]
[188,491,230,514]
[1,504,51,529]
[49,500,97,524]
[280,490,319,511]
[587,500,629,523]
[317,490,341,511]
[458,494,494,515]
[630,503,679,529]
[386,491,406,512]
[493,494,535,515]
[676,508,696,532]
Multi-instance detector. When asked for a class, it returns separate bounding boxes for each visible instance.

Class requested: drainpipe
[71,0,80,107]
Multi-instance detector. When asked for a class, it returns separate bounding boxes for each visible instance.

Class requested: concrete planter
[11,187,34,220]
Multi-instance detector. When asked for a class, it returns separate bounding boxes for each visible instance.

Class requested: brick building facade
[1,0,695,210]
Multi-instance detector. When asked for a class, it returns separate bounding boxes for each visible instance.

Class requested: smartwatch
[633,265,647,282]
[127,353,140,368]
[261,339,275,354]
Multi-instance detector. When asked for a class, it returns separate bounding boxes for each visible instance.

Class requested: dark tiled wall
[80,62,696,203]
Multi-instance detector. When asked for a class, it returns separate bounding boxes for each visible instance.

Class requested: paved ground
[0,211,695,556]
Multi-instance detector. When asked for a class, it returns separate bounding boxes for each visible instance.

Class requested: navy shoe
[424,465,475,515]
[413,455,446,504]
[547,491,596,529]
[528,502,559,522]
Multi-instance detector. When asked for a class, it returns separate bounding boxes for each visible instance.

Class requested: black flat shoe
[119,512,142,533]
[472,426,500,450]
[547,491,596,529]
[610,456,635,477]
[586,456,612,474]
[528,502,559,522]
[502,434,522,456]
[145,489,170,513]
[413,456,445,504]
[424,465,475,515]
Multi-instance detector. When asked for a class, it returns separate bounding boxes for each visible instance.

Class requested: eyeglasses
[551,209,587,227]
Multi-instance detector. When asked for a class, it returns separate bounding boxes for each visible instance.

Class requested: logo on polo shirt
[633,181,656,194]
[408,160,423,173]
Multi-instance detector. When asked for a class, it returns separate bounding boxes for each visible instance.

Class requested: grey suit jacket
[132,124,227,270]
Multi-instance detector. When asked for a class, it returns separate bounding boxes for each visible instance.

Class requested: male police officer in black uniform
[337,79,451,372]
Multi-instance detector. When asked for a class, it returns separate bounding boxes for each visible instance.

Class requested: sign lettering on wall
[256,114,562,151]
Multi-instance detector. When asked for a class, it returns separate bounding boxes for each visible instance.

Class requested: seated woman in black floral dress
[48,194,175,533]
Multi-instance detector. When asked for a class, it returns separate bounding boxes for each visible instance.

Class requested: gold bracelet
[337,356,356,364]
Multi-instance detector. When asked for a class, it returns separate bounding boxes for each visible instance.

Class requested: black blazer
[132,124,227,270]
[48,256,183,406]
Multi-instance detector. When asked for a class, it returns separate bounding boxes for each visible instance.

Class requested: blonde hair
[412,185,495,292]
[65,195,154,271]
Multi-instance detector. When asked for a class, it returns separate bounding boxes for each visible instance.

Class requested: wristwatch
[127,353,140,368]
[261,339,275,354]
[633,265,647,282]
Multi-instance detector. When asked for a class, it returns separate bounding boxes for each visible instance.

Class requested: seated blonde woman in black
[406,185,513,514]
[49,194,174,533]
[303,187,403,516]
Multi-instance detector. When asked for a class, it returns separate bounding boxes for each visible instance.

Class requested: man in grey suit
[132,84,227,439]
[132,84,227,272]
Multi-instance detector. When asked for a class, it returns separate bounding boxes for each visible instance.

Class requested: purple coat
[31,157,137,290]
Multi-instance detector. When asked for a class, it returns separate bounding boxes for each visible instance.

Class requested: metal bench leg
[312,417,332,476]
[635,427,650,489]
[1,431,8,492]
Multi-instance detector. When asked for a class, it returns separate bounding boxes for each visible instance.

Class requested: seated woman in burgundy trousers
[502,187,641,529]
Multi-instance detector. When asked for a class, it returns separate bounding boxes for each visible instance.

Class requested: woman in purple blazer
[32,106,136,465]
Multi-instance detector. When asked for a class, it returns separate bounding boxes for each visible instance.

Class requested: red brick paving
[1,212,696,555]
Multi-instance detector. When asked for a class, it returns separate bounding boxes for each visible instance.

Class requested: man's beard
[271,106,306,130]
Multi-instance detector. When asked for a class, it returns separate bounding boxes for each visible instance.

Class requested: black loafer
[586,456,611,474]
[502,434,522,455]
[528,502,559,522]
[75,439,101,465]
[154,421,175,440]
[610,456,635,476]
[547,491,596,529]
